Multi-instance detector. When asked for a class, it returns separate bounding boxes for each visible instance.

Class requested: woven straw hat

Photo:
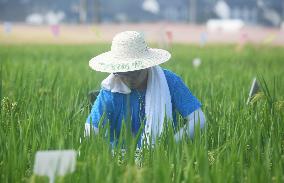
[89,31,171,73]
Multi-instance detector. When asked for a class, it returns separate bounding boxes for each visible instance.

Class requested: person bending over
[85,31,206,147]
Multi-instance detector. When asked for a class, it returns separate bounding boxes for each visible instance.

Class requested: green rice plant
[0,44,283,183]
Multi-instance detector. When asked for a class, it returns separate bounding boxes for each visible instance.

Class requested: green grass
[0,43,284,183]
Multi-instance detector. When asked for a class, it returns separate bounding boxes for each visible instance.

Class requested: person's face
[114,68,148,89]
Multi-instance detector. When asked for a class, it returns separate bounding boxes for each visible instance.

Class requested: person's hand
[174,108,206,142]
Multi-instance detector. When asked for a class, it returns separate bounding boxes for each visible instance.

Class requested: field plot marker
[3,22,12,34]
[50,25,60,37]
[247,77,260,104]
[192,57,202,68]
[33,150,76,183]
[199,32,207,47]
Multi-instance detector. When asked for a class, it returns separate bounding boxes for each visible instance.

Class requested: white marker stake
[247,77,260,104]
[3,22,12,34]
[199,32,207,47]
[192,57,202,68]
[33,150,76,183]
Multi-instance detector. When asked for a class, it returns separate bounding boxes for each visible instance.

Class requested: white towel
[101,66,172,144]
[101,74,131,94]
[144,66,172,144]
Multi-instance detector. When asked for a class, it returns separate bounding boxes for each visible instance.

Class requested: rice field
[0,43,284,182]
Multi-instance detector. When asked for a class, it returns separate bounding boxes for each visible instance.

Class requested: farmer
[85,31,205,146]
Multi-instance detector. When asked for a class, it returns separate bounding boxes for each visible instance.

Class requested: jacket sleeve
[165,70,201,117]
[85,89,113,136]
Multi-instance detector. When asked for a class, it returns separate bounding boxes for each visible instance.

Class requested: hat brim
[89,48,171,73]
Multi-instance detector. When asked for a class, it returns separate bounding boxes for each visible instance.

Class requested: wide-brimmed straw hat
[89,31,171,73]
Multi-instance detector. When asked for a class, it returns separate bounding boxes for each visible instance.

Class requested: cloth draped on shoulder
[101,66,172,144]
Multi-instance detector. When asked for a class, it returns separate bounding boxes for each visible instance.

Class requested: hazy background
[0,0,284,45]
